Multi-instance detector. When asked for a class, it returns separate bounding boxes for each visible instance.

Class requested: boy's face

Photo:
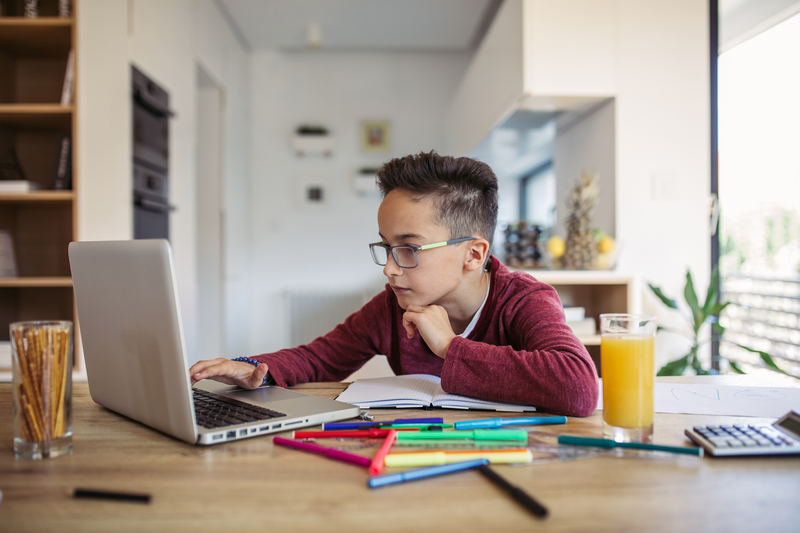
[376,189,473,310]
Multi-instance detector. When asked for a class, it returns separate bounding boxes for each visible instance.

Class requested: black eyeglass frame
[369,237,477,269]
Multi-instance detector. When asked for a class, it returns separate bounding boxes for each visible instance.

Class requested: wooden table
[1,376,799,532]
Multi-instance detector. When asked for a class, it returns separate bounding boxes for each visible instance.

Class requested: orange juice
[601,335,655,429]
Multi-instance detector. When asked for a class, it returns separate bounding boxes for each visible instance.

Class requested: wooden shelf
[0,277,72,288]
[0,17,72,56]
[0,103,72,129]
[0,190,73,202]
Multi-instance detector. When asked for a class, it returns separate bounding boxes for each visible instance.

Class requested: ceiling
[218,0,497,52]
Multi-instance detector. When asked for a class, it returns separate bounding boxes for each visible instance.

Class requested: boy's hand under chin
[402,305,456,359]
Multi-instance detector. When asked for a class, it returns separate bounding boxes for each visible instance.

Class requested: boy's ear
[463,238,490,272]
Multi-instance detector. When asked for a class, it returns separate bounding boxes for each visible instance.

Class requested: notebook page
[432,391,537,412]
[336,374,442,408]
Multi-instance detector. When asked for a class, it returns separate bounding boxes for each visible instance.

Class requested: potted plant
[649,267,797,378]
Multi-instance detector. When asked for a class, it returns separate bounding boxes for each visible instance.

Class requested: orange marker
[369,429,397,476]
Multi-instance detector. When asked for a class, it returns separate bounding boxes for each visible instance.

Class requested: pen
[477,465,548,518]
[385,449,532,467]
[368,458,489,488]
[369,429,397,475]
[454,416,567,430]
[73,488,152,504]
[273,436,372,467]
[323,418,444,430]
[557,436,704,457]
[293,428,419,439]
[396,429,528,442]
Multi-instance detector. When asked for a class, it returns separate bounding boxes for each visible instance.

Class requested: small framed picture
[360,120,390,152]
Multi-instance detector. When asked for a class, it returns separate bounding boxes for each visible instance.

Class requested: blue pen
[367,459,489,488]
[454,416,567,430]
[324,418,444,430]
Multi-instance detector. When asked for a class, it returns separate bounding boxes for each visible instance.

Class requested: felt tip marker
[384,449,533,467]
[557,435,704,457]
[368,459,489,488]
[369,429,397,475]
[454,416,567,430]
[73,488,152,504]
[273,436,372,467]
[396,429,528,442]
[323,418,443,430]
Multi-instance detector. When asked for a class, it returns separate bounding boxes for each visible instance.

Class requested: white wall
[554,99,616,239]
[615,0,710,368]
[248,51,471,354]
[77,0,251,362]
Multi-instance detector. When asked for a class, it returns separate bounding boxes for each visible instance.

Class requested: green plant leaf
[728,360,746,374]
[712,321,725,335]
[657,354,690,376]
[709,302,730,316]
[736,344,795,377]
[702,266,720,319]
[649,283,678,309]
[684,271,702,331]
[657,325,695,340]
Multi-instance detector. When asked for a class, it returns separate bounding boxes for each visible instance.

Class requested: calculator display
[776,415,800,438]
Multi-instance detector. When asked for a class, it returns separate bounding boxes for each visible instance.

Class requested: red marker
[369,429,397,476]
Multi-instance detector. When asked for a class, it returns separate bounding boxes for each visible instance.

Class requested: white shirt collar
[458,277,491,339]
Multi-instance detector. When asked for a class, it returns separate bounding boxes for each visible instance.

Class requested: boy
[190,151,598,417]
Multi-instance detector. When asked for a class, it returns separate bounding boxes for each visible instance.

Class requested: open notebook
[336,374,537,412]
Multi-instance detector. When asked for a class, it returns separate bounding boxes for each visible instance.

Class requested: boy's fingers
[189,357,229,378]
[248,364,269,388]
[402,312,418,339]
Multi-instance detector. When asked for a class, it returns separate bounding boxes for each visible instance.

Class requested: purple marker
[323,418,444,430]
[273,436,371,467]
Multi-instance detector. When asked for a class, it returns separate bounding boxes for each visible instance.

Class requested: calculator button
[709,437,728,446]
[741,440,758,447]
[727,440,744,447]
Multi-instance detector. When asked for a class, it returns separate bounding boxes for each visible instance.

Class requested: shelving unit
[513,269,642,375]
[0,1,81,381]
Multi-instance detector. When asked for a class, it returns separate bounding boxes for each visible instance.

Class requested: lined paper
[336,374,537,412]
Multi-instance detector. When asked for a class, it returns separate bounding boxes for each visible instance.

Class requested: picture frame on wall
[360,121,391,152]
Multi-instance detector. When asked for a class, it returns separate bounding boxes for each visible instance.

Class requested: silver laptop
[69,239,360,445]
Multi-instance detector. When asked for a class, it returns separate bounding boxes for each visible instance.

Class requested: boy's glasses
[369,238,476,269]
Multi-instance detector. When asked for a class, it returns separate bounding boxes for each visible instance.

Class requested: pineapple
[563,172,600,270]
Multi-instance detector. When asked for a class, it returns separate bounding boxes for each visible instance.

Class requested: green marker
[558,435,703,456]
[397,429,528,442]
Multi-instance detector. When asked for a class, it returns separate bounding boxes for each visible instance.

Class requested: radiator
[285,290,370,347]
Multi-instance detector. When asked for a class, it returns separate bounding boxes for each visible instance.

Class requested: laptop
[68,239,361,445]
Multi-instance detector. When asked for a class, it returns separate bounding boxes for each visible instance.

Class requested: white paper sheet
[596,382,800,418]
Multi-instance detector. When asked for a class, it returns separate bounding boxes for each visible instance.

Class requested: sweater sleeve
[251,291,390,387]
[439,283,599,417]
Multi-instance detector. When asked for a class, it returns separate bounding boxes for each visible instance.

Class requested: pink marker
[273,436,371,468]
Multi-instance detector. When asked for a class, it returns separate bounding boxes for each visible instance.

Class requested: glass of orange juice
[600,314,656,443]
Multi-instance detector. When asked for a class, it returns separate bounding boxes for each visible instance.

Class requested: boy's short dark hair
[376,151,499,248]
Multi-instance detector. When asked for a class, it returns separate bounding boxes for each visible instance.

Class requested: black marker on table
[73,488,151,504]
[477,465,548,518]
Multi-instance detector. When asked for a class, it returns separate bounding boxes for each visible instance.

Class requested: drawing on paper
[733,389,787,401]
[671,388,721,401]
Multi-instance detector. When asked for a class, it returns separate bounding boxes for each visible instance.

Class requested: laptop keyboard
[192,388,284,430]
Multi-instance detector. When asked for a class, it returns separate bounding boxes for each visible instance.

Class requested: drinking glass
[11,321,73,459]
[600,314,656,443]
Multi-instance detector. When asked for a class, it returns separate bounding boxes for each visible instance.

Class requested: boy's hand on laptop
[402,305,456,359]
[189,358,269,389]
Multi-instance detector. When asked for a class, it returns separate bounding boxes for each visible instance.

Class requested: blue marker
[367,459,489,488]
[324,418,444,430]
[454,416,567,430]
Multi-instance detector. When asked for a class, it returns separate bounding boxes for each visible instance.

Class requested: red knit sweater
[255,257,599,417]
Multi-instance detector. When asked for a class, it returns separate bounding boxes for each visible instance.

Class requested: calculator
[685,410,800,457]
